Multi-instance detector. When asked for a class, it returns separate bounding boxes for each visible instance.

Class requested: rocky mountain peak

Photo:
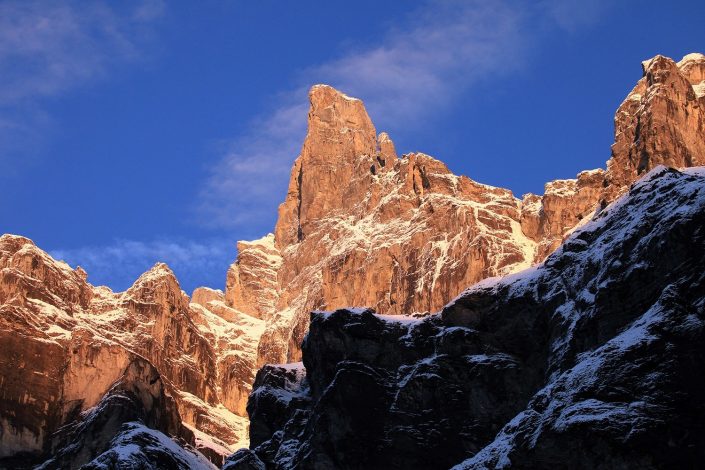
[3,53,705,468]
[123,262,189,315]
[676,52,705,84]
[225,234,281,320]
[377,131,398,161]
[0,233,92,312]
[275,84,393,247]
[126,262,179,293]
[304,84,377,160]
[192,286,225,308]
[605,53,705,199]
[0,233,34,251]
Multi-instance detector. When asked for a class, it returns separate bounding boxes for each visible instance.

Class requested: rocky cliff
[0,236,258,466]
[227,53,705,370]
[0,52,703,467]
[240,166,705,469]
[35,357,212,469]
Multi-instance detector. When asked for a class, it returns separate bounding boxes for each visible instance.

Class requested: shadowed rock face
[34,357,203,470]
[223,448,266,470]
[241,167,705,469]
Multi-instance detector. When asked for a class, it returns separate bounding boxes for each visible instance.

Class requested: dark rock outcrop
[75,422,213,470]
[241,166,705,469]
[222,449,266,470]
[33,357,213,470]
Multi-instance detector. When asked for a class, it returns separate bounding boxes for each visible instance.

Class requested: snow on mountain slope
[229,53,705,370]
[1,53,703,467]
[0,238,258,465]
[242,165,705,469]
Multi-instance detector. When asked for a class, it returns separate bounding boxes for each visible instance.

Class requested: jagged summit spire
[275,85,400,246]
[303,84,377,159]
[309,84,361,102]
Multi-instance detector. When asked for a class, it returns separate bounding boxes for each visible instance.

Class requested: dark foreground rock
[28,358,214,470]
[239,166,705,469]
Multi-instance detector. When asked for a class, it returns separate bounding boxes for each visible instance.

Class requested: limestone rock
[242,87,540,366]
[225,234,281,320]
[377,131,398,161]
[521,53,705,258]
[36,357,201,469]
[2,52,704,467]
[243,167,705,469]
[0,235,257,466]
[192,286,225,308]
[227,54,704,370]
[604,53,705,198]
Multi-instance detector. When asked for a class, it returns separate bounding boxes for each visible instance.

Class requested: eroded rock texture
[225,53,705,369]
[242,166,705,469]
[0,237,261,465]
[34,357,211,469]
[1,52,703,467]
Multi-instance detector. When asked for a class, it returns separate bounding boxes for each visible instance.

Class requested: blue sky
[1,0,703,294]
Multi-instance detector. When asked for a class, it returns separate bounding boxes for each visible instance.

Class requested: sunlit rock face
[247,85,540,368]
[225,235,282,321]
[0,236,257,465]
[227,53,705,368]
[523,53,705,259]
[1,53,703,467]
[35,357,205,469]
[241,167,705,469]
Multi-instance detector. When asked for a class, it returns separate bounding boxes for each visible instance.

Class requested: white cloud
[50,237,234,294]
[195,0,532,230]
[194,98,309,229]
[0,0,164,163]
[309,1,526,126]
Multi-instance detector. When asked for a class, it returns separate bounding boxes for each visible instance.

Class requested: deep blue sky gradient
[1,0,703,293]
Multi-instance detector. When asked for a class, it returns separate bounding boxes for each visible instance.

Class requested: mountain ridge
[1,52,704,467]
[242,165,705,469]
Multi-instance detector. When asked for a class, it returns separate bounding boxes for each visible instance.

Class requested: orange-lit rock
[2,52,703,465]
[521,53,705,257]
[0,235,255,463]
[225,53,705,368]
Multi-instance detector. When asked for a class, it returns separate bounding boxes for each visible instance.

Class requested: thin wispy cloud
[21,0,610,293]
[51,237,234,294]
[195,99,309,229]
[196,0,596,231]
[308,1,525,126]
[0,0,164,167]
[540,0,611,32]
